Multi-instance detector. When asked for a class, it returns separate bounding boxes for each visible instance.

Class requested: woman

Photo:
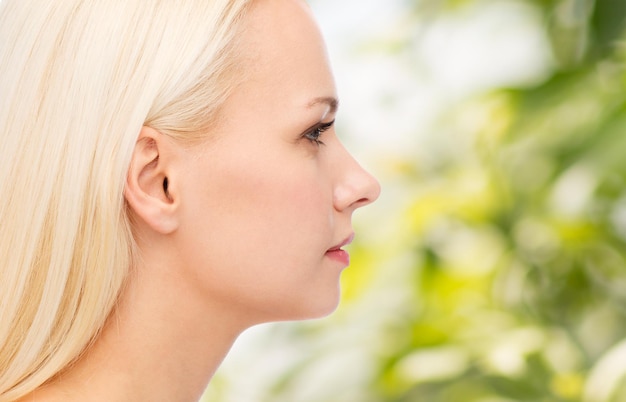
[0,0,380,400]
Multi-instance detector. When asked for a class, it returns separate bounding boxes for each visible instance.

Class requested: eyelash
[303,120,335,146]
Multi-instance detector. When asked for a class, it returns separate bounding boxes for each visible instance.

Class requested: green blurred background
[204,0,626,400]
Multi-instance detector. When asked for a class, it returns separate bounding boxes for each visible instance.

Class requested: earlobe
[124,126,179,234]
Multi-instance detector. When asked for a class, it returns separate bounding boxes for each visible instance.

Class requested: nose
[333,146,381,213]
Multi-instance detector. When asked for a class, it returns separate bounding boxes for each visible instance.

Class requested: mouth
[325,233,355,266]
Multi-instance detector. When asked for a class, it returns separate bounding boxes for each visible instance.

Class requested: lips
[325,233,354,266]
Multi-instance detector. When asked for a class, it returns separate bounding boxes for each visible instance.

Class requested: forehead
[243,0,324,57]
[232,0,337,110]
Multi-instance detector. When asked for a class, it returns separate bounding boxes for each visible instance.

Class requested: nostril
[356,197,370,206]
[353,194,377,209]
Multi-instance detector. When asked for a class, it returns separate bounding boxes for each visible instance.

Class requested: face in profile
[167,0,380,324]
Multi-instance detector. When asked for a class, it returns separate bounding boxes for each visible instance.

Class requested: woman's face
[171,0,380,323]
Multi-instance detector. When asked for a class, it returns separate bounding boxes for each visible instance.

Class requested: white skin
[20,0,379,401]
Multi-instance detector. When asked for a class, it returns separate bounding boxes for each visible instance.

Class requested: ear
[124,126,179,234]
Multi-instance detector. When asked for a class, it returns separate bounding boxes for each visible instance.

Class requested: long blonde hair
[0,0,251,399]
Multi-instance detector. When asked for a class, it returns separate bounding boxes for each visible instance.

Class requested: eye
[303,120,334,146]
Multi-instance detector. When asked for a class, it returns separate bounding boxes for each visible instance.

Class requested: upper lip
[328,233,355,251]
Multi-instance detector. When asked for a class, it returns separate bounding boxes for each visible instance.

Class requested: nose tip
[334,159,381,212]
[356,172,381,208]
[370,175,382,202]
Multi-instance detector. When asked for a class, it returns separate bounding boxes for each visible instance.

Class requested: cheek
[207,154,332,250]
[175,149,337,319]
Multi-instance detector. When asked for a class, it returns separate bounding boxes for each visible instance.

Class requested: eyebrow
[307,96,339,114]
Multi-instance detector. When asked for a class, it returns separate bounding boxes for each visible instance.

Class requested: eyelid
[302,119,335,146]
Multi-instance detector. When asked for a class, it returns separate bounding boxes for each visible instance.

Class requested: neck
[30,256,248,402]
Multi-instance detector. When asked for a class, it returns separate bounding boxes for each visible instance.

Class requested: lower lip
[325,249,350,266]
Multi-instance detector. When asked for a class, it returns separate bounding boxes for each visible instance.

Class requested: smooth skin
[19,0,380,401]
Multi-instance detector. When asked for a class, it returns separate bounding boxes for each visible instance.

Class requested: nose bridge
[332,141,381,212]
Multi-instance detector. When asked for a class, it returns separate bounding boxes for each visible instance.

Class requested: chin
[286,290,342,322]
[244,283,343,325]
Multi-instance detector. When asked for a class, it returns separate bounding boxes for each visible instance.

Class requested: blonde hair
[0,0,251,399]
